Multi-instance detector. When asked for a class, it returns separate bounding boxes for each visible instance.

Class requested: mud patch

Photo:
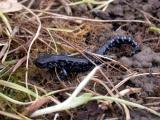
[120,47,160,68]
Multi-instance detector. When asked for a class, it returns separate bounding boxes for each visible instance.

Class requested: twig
[113,72,160,91]
[22,5,42,90]
[33,10,147,23]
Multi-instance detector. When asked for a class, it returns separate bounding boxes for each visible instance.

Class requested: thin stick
[22,5,42,90]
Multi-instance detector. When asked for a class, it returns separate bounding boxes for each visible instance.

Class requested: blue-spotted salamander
[96,36,140,55]
[35,35,141,79]
[35,54,93,76]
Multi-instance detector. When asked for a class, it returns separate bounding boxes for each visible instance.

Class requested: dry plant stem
[20,0,29,4]
[36,2,54,17]
[39,13,147,23]
[92,0,114,11]
[47,29,58,53]
[8,37,29,55]
[143,37,160,42]
[144,102,160,106]
[54,113,59,120]
[132,1,160,23]
[1,39,12,63]
[99,114,105,120]
[116,88,141,98]
[22,5,42,90]
[0,12,12,62]
[99,68,120,96]
[91,81,139,119]
[0,111,22,120]
[22,27,57,52]
[118,88,140,120]
[91,96,160,117]
[0,43,8,59]
[113,72,160,92]
[146,97,160,100]
[12,56,27,73]
[90,53,132,73]
[45,87,75,96]
[0,66,13,78]
[5,103,31,120]
[122,104,131,120]
[102,0,114,11]
[91,78,114,96]
[27,0,35,8]
[31,66,100,117]
[69,0,112,6]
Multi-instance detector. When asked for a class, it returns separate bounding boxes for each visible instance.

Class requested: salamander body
[35,35,140,78]
[35,54,93,73]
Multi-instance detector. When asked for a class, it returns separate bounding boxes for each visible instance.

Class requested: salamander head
[34,54,58,69]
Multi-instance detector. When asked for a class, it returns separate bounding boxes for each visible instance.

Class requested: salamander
[34,35,141,79]
[35,54,93,77]
[96,35,140,55]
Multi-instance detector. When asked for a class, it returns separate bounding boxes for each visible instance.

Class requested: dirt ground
[1,0,160,120]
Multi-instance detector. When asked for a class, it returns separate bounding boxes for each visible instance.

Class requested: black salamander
[35,35,141,78]
[35,54,93,77]
[96,36,140,56]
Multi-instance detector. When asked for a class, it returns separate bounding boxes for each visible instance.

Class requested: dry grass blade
[0,11,12,33]
[0,12,12,63]
[113,72,160,91]
[0,43,8,59]
[22,5,42,90]
[36,11,147,23]
[0,110,23,120]
[91,96,160,117]
[116,88,141,97]
[12,56,27,73]
[122,104,131,120]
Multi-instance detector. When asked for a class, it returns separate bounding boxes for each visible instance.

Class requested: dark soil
[1,0,160,120]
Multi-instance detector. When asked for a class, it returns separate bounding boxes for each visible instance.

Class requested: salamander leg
[58,68,68,80]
